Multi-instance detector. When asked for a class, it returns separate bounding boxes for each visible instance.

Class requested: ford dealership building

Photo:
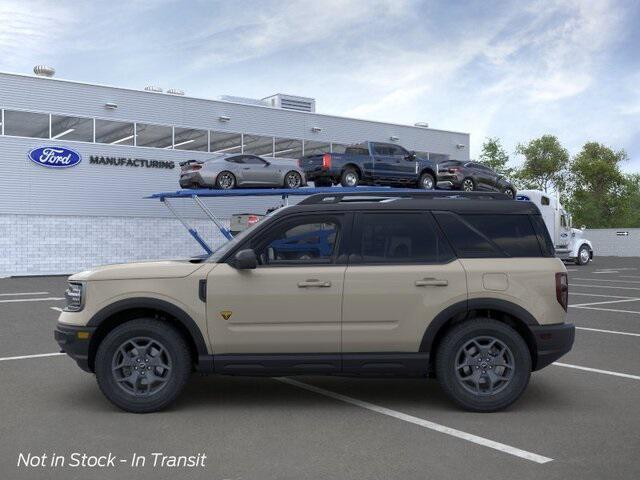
[0,69,470,276]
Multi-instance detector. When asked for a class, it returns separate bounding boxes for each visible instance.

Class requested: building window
[135,123,173,149]
[210,131,242,154]
[95,119,134,145]
[3,110,49,138]
[303,140,330,156]
[331,143,347,154]
[50,114,93,142]
[274,138,303,158]
[173,127,208,151]
[243,134,274,156]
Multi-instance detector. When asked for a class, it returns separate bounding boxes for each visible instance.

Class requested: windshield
[206,207,286,262]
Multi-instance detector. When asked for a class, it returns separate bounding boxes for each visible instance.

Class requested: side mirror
[232,249,257,269]
[405,151,416,161]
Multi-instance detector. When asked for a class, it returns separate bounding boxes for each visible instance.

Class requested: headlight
[64,282,85,312]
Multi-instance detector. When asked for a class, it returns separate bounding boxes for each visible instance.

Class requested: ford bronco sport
[55,191,574,413]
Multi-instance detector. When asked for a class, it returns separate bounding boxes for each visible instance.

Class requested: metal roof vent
[262,94,316,113]
[167,88,185,96]
[144,85,163,93]
[33,65,55,77]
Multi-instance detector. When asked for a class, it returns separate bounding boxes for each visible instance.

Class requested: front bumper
[530,322,575,370]
[54,323,97,372]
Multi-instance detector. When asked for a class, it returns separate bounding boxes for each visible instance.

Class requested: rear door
[341,211,467,354]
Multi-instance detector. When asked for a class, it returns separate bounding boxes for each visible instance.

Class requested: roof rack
[298,190,509,205]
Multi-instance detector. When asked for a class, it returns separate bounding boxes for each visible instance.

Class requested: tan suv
[55,191,574,413]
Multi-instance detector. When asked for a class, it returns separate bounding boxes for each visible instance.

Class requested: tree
[478,137,513,176]
[566,142,634,228]
[514,135,569,192]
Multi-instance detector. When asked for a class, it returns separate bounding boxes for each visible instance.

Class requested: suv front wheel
[436,319,531,412]
[95,319,192,413]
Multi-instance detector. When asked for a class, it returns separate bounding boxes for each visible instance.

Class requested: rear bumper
[179,172,206,188]
[530,322,575,370]
[54,323,96,372]
[436,174,463,189]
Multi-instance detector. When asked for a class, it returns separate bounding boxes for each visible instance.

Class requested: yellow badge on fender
[220,310,233,320]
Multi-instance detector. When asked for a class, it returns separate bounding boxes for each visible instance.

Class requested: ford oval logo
[28,146,82,169]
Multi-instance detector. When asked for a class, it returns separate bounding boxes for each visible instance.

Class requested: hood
[69,260,204,281]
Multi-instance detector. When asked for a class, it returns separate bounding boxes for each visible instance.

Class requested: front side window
[243,155,267,165]
[3,110,49,138]
[253,219,339,266]
[225,156,245,164]
[354,213,454,264]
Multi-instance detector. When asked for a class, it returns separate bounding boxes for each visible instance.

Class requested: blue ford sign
[28,146,82,169]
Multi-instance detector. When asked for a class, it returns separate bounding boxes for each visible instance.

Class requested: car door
[238,155,272,185]
[370,143,395,181]
[206,213,350,355]
[341,211,467,357]
[387,144,416,182]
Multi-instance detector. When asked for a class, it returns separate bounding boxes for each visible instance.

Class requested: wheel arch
[419,167,436,179]
[342,163,362,177]
[86,298,209,373]
[420,298,539,373]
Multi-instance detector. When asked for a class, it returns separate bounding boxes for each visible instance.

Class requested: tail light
[191,164,202,170]
[322,153,331,170]
[555,272,568,311]
[297,158,302,167]
[448,167,459,173]
[247,215,260,226]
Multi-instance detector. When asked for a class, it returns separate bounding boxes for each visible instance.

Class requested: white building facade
[0,71,470,276]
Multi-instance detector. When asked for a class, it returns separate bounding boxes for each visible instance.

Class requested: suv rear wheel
[436,319,531,412]
[462,178,475,191]
[95,319,191,413]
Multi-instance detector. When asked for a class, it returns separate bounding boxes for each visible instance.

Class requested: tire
[462,178,475,192]
[502,187,515,199]
[576,244,591,265]
[284,171,303,189]
[95,318,192,413]
[418,172,435,190]
[435,318,531,412]
[215,171,236,189]
[340,168,359,187]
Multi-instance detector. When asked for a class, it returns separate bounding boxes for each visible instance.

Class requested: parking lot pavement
[1,257,639,480]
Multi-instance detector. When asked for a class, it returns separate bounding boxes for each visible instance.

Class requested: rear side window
[433,212,501,258]
[353,212,454,264]
[461,215,542,257]
[530,215,555,256]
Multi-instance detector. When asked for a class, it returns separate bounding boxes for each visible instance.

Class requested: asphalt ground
[1,257,639,480]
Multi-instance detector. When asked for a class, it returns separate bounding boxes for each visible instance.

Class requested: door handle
[298,280,332,288]
[415,278,448,287]
[242,167,251,170]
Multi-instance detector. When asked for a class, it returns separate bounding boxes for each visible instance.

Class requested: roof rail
[298,190,510,205]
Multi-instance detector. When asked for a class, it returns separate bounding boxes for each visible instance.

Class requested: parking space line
[276,377,553,464]
[570,284,640,291]
[572,278,640,284]
[570,305,640,315]
[553,362,640,381]
[576,327,640,337]
[0,291,49,296]
[0,297,64,304]
[0,352,64,362]
[570,298,640,307]
[570,292,638,299]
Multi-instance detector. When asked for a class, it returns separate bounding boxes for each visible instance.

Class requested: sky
[1,0,639,171]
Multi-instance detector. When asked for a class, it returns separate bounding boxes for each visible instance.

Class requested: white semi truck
[517,190,594,265]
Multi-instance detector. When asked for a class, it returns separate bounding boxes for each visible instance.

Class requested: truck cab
[517,190,594,265]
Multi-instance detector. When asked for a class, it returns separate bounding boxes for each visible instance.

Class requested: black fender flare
[419,298,539,353]
[87,297,209,358]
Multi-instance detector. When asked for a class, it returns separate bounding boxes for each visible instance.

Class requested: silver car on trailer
[179,153,307,189]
